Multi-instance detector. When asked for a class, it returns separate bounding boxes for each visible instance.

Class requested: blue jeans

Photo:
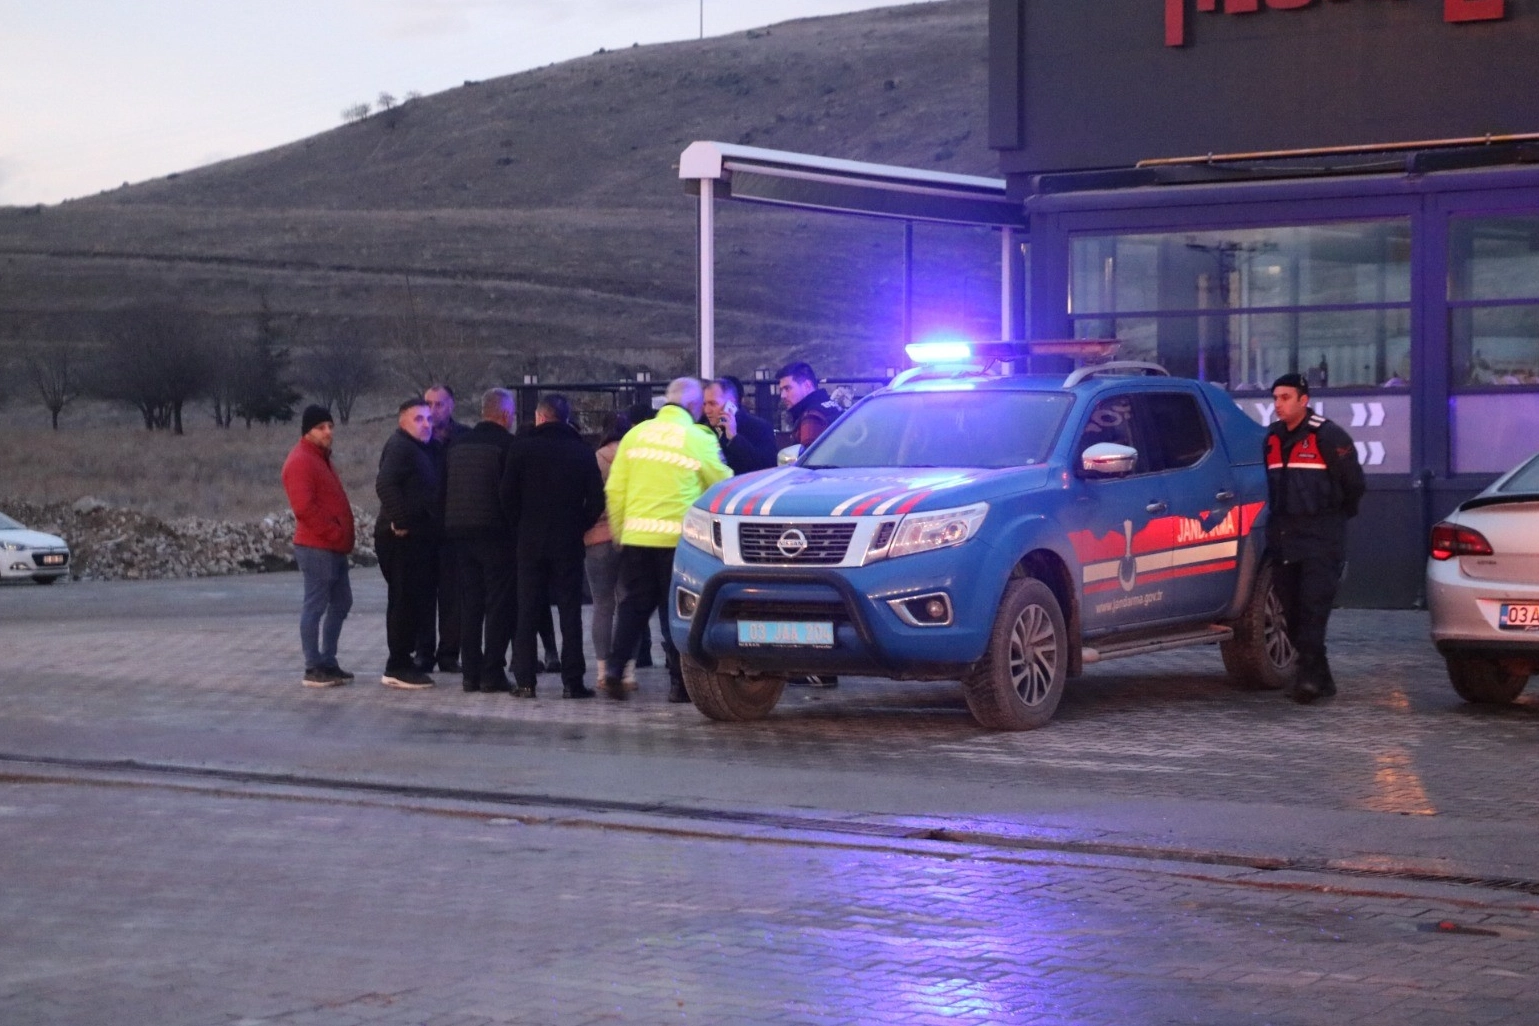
[295,545,352,671]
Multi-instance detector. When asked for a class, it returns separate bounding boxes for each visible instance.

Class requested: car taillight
[1429,522,1494,561]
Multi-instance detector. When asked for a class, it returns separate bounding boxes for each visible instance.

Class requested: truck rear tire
[961,577,1067,731]
[680,653,786,721]
[1446,655,1529,705]
[1221,561,1296,691]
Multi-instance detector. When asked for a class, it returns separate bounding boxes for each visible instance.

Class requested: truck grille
[738,523,857,565]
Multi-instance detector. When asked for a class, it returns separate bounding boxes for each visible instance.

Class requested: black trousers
[606,546,681,688]
[416,539,461,667]
[376,532,437,674]
[457,535,516,683]
[512,553,586,690]
[1273,552,1345,684]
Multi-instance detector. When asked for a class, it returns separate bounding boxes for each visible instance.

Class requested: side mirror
[1081,442,1139,477]
[777,444,803,466]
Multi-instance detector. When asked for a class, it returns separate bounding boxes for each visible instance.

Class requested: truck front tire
[1221,561,1296,691]
[961,577,1067,731]
[680,653,786,721]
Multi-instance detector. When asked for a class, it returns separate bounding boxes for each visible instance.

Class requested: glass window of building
[1069,221,1412,390]
[1449,215,1539,387]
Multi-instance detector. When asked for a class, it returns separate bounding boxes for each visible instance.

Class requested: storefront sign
[1242,394,1410,474]
[1166,0,1506,48]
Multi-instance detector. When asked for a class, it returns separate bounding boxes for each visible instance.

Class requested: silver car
[1428,452,1539,704]
[0,511,71,585]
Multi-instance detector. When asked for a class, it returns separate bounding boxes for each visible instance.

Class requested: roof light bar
[905,341,977,364]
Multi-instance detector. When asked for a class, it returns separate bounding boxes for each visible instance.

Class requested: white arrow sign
[1350,402,1386,428]
[1369,402,1385,427]
[1354,440,1386,466]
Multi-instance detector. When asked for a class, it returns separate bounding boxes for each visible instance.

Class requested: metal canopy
[679,141,1024,227]
[678,141,1027,379]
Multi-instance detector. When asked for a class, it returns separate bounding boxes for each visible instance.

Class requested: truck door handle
[1214,490,1235,502]
[1145,501,1168,514]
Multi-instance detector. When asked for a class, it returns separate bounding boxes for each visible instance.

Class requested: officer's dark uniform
[1264,407,1366,701]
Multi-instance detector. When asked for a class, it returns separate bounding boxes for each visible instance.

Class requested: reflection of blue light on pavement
[906,340,974,364]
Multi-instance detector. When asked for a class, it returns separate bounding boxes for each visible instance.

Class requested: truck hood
[698,465,1052,518]
[0,528,67,549]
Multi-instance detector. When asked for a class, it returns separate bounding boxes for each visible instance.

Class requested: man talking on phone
[703,376,777,475]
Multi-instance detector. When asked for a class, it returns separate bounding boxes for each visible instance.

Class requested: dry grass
[0,398,399,520]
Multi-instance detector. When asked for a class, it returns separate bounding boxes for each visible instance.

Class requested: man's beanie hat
[301,404,334,435]
[1271,372,1309,395]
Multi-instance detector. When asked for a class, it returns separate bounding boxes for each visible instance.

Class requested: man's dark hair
[715,375,745,403]
[775,361,817,387]
[537,393,571,425]
[425,383,454,399]
[398,396,428,413]
[1271,373,1309,396]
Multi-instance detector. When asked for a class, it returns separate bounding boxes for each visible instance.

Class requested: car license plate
[1499,603,1539,630]
[737,620,834,647]
[39,554,64,566]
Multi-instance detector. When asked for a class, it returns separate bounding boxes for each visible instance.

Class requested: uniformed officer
[1264,373,1366,704]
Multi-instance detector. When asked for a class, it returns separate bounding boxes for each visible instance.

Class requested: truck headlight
[888,503,989,559]
[681,507,722,558]
[1,541,27,552]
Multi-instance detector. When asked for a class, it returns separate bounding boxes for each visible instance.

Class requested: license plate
[737,620,835,647]
[1499,603,1539,630]
[39,554,64,566]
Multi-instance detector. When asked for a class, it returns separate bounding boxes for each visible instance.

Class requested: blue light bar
[905,341,974,364]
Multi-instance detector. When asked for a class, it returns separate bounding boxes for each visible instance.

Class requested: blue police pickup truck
[669,351,1296,731]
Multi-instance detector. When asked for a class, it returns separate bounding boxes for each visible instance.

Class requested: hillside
[0,0,1001,385]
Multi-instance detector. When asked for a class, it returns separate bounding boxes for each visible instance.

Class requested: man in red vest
[281,405,357,688]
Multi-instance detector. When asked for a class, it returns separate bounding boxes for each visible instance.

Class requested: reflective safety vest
[606,404,733,548]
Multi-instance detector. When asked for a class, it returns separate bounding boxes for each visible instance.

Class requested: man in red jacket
[281,405,357,687]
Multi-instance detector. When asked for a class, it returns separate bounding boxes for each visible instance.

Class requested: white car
[0,512,71,585]
[1428,451,1539,703]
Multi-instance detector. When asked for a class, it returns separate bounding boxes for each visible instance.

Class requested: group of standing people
[279,362,848,701]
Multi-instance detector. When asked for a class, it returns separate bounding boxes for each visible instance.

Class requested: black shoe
[635,651,654,669]
[563,683,596,699]
[438,656,462,675]
[303,666,346,688]
[600,676,628,701]
[667,684,690,704]
[382,669,435,690]
[411,657,435,674]
[542,656,562,674]
[324,664,355,682]
[512,685,537,699]
[461,677,480,693]
[1288,679,1321,705]
[479,671,512,694]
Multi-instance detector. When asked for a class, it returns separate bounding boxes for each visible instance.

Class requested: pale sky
[0,0,934,206]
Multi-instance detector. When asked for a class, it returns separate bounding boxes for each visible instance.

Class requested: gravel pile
[0,498,377,581]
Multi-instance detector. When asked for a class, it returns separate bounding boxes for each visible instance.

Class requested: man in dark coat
[442,388,517,694]
[777,360,845,449]
[421,383,471,674]
[1265,373,1366,705]
[375,398,440,690]
[501,394,606,699]
[703,376,777,475]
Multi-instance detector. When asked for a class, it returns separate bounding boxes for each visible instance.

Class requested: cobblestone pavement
[1,574,1537,1023]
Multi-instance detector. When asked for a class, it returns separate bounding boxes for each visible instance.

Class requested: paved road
[1,573,1535,1024]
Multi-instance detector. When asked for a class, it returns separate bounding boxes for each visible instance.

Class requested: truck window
[1140,392,1212,471]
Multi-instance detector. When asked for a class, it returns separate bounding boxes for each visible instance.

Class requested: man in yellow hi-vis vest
[602,377,732,701]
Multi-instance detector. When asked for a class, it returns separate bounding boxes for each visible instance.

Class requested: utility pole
[699,0,704,39]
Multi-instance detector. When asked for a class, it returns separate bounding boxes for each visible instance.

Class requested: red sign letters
[1165,0,1506,48]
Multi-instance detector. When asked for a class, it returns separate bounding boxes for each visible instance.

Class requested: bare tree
[386,276,490,395]
[341,102,372,123]
[377,91,397,111]
[303,326,380,425]
[22,340,80,429]
[93,305,211,434]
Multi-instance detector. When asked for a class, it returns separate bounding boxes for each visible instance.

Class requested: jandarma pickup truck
[668,347,1295,731]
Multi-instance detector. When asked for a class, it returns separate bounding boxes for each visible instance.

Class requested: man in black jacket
[443,388,517,694]
[1265,373,1366,705]
[421,383,471,675]
[703,376,777,475]
[375,398,440,690]
[502,394,606,699]
[777,360,845,450]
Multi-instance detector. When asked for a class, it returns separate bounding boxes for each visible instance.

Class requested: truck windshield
[803,391,1072,469]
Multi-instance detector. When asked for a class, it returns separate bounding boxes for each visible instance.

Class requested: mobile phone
[723,400,738,418]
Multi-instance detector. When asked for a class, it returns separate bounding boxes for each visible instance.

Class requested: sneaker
[512,684,537,699]
[303,667,345,688]
[600,676,628,701]
[325,664,356,682]
[381,669,435,690]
